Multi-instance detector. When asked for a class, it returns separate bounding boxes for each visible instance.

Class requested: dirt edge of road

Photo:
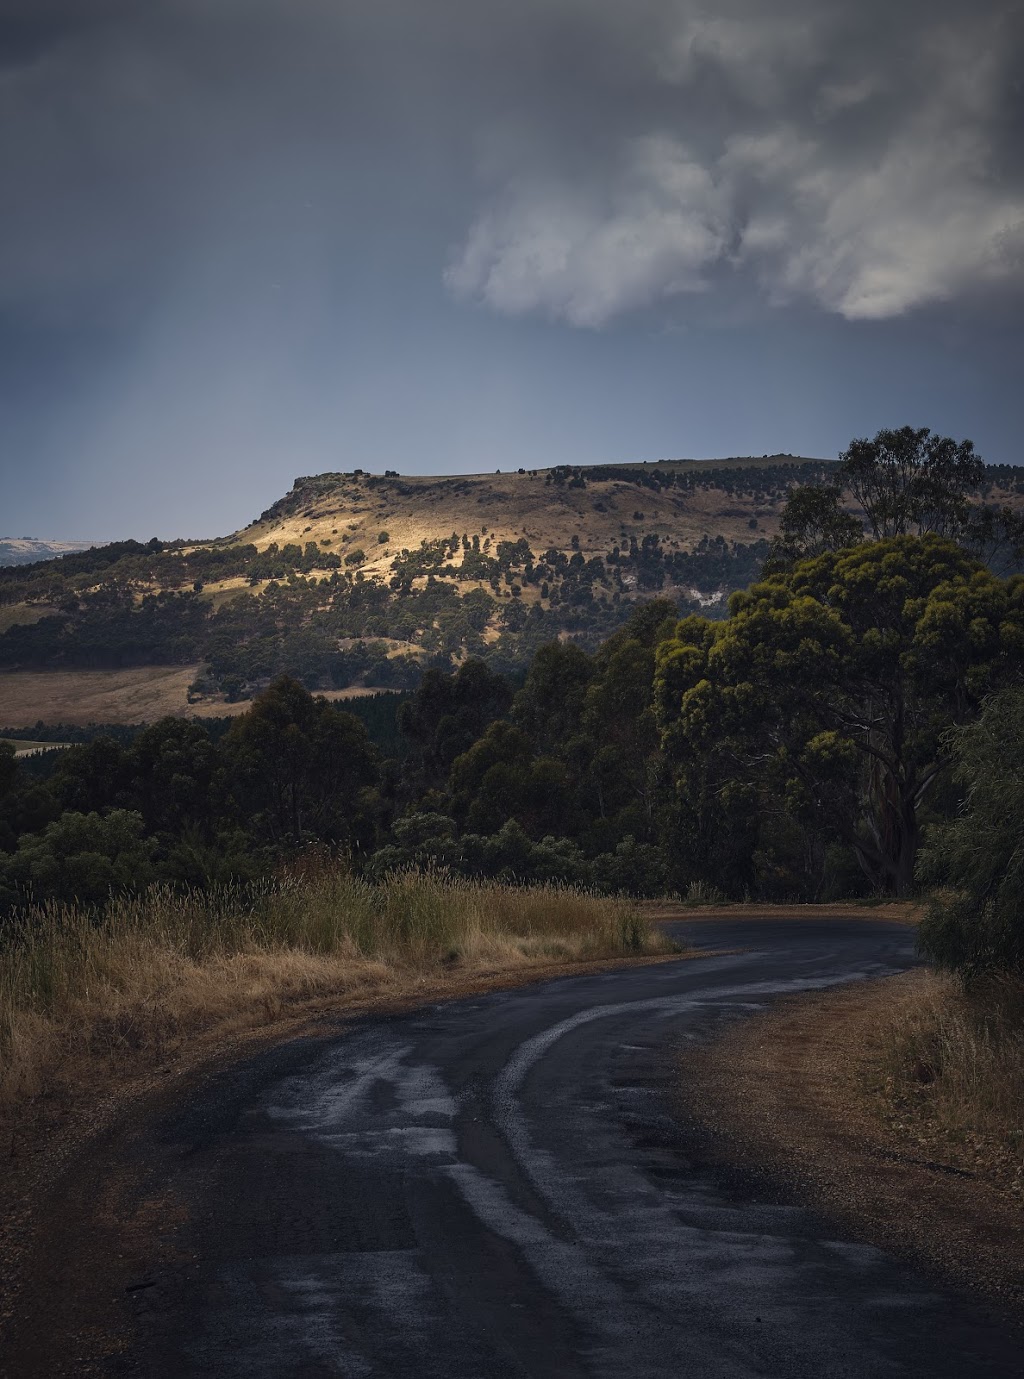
[648,900,920,923]
[676,970,1024,1320]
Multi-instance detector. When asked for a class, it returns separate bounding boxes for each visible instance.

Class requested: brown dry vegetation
[680,969,1024,1312]
[0,667,406,727]
[0,665,208,726]
[0,605,50,636]
[644,899,920,923]
[0,870,671,1124]
[0,875,677,1369]
[238,458,809,582]
[879,970,1024,1197]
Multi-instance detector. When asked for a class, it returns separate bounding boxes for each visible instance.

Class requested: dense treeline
[541,458,831,494]
[1,689,409,757]
[917,688,1024,976]
[3,522,1021,921]
[0,681,382,908]
[2,538,1021,916]
[2,430,1023,974]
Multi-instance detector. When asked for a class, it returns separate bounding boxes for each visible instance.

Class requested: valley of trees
[2,429,1022,974]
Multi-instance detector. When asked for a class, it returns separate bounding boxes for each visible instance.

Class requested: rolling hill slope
[2,454,1020,725]
[239,455,823,580]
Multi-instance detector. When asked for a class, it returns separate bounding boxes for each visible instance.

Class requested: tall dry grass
[880,969,1024,1163]
[0,869,665,1115]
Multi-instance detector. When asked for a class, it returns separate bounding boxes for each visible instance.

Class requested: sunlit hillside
[238,455,825,581]
[3,454,1023,726]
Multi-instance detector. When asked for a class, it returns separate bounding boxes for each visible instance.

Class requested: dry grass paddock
[0,869,668,1120]
[0,665,208,726]
[0,667,407,727]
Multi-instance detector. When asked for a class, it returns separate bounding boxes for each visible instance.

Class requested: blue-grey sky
[1,0,1022,541]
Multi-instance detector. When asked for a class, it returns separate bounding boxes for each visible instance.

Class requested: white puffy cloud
[445,136,730,327]
[447,1,1024,325]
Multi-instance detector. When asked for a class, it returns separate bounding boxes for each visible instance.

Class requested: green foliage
[0,678,386,912]
[772,427,1024,574]
[366,816,668,895]
[0,809,156,909]
[513,642,594,753]
[656,536,1024,895]
[839,426,982,540]
[397,658,513,792]
[766,482,863,569]
[918,690,1024,975]
[0,742,16,800]
[593,836,669,897]
[225,676,379,846]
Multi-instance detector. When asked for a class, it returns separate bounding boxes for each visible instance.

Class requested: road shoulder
[676,970,1024,1318]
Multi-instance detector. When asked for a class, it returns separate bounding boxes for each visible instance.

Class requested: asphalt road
[105,918,1019,1376]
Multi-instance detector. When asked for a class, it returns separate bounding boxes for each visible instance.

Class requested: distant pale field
[0,738,72,756]
[0,666,208,727]
[0,666,400,727]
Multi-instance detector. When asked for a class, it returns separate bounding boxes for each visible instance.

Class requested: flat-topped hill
[3,454,1022,725]
[239,456,826,584]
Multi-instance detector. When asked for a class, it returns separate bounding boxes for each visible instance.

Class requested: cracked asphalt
[66,918,1024,1375]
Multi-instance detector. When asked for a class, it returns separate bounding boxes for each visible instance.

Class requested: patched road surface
[64,919,1024,1374]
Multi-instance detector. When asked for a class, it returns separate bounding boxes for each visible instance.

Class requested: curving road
[107,918,1017,1376]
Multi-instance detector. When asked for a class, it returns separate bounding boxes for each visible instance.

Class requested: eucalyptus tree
[655,536,1024,895]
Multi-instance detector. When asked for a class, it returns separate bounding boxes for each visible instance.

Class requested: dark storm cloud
[0,1,128,70]
[446,0,1024,324]
[0,1,391,319]
[1,1,1022,538]
[1,0,1020,332]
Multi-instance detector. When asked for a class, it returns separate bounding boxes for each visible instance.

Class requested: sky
[1,0,1022,541]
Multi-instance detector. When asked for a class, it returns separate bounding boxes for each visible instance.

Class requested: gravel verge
[676,969,1024,1318]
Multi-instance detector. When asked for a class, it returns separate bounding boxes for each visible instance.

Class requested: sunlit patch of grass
[0,739,70,756]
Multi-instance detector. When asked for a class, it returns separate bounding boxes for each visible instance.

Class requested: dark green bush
[918,689,1024,976]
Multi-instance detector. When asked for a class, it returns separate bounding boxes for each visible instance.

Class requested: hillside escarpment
[4,454,1020,719]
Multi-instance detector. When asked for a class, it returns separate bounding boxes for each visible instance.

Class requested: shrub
[918,690,1024,976]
